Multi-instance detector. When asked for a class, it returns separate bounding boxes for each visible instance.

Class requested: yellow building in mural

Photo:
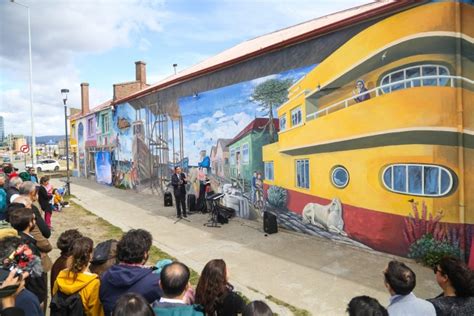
[263,1,473,255]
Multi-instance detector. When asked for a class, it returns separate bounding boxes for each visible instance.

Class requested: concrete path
[56,178,439,315]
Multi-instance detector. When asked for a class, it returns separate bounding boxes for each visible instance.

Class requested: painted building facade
[262,1,473,257]
[228,118,279,185]
[68,2,473,261]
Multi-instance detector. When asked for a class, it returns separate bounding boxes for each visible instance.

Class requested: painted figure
[302,198,347,236]
[353,79,370,103]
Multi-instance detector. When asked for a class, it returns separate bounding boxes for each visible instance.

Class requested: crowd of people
[1,163,474,316]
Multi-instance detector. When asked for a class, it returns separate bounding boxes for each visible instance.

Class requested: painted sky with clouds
[0,0,369,138]
[179,65,315,165]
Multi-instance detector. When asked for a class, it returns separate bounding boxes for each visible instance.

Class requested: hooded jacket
[99,264,162,316]
[53,270,104,316]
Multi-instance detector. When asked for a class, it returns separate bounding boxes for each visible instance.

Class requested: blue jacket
[99,264,162,316]
[16,288,43,316]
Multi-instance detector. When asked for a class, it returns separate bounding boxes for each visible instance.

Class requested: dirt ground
[48,200,123,265]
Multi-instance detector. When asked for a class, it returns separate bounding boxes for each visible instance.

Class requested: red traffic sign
[20,144,30,153]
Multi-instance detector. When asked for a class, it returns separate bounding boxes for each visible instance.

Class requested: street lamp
[61,88,71,196]
[10,0,37,165]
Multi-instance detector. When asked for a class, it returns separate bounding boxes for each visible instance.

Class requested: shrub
[408,234,461,267]
[267,186,287,209]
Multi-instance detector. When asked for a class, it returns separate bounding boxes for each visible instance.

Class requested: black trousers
[174,193,186,217]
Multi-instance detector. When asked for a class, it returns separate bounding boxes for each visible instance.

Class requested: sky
[0,0,369,137]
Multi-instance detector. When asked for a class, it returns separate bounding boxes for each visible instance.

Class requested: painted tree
[250,78,293,141]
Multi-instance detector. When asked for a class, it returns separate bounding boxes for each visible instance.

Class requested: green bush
[267,186,287,209]
[408,234,461,267]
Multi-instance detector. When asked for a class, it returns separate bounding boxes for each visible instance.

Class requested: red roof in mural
[114,1,419,105]
[228,118,279,146]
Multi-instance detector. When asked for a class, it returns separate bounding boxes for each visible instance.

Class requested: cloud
[212,110,225,119]
[0,0,167,136]
[184,111,253,164]
[138,38,152,52]
[0,0,369,137]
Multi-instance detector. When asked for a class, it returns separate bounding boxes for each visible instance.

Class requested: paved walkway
[56,178,439,315]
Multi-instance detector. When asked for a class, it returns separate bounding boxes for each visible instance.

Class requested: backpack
[50,290,84,316]
[91,239,117,265]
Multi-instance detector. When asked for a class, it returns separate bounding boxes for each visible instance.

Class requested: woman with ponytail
[52,237,104,316]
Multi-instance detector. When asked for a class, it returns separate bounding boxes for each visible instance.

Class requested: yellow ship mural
[262,1,474,257]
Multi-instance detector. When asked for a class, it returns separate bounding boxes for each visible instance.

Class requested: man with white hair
[16,182,51,239]
[6,176,22,206]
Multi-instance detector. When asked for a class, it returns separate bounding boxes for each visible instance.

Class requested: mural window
[380,64,450,94]
[331,166,349,188]
[382,164,454,197]
[87,118,95,137]
[265,162,274,181]
[279,116,286,131]
[230,148,236,165]
[242,143,249,164]
[102,113,110,133]
[291,107,302,127]
[296,159,309,189]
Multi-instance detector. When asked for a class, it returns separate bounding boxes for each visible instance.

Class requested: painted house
[210,145,217,172]
[228,118,279,186]
[262,1,473,256]
[213,139,232,178]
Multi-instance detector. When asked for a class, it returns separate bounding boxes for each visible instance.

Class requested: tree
[250,78,293,141]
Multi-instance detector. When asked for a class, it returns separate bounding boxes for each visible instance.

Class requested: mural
[112,103,153,189]
[82,1,472,261]
[177,65,315,218]
[261,1,474,259]
[77,121,86,177]
[113,103,135,162]
[95,151,112,185]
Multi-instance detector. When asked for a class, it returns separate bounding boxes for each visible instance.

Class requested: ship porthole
[331,166,349,189]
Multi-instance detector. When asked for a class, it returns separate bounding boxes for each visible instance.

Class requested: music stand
[203,193,225,228]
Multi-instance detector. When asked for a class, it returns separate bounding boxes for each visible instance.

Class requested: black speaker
[187,194,196,212]
[164,192,173,207]
[263,211,278,234]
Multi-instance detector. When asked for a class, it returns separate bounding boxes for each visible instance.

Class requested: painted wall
[86,1,472,260]
[262,1,473,259]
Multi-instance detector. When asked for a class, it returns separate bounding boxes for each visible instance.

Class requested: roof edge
[114,0,423,105]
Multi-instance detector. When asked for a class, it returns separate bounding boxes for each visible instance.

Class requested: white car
[26,159,61,172]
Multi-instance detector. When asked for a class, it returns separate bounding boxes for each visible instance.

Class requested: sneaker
[183,214,188,218]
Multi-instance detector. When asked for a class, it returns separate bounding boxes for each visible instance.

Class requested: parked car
[26,159,61,172]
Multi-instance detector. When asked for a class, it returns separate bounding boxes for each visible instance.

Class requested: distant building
[13,136,27,152]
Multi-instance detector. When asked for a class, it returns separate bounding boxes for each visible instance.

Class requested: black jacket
[6,187,19,207]
[171,173,187,196]
[37,186,52,213]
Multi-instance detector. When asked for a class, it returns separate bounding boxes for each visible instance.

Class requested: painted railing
[306,75,474,121]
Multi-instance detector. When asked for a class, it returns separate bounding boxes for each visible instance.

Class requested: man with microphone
[171,166,187,218]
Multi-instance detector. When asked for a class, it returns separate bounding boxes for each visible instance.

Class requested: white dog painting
[302,198,347,236]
